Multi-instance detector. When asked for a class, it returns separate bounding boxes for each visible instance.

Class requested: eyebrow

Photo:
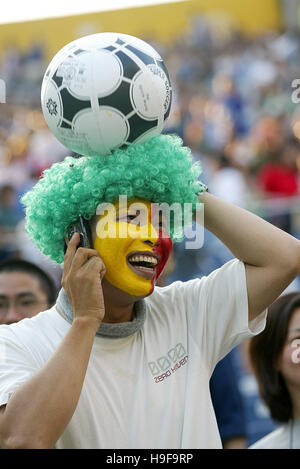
[117,208,145,217]
[289,327,300,335]
[0,292,37,300]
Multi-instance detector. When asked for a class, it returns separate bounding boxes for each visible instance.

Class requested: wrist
[72,316,101,334]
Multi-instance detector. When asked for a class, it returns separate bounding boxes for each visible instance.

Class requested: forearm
[198,192,300,269]
[1,318,98,449]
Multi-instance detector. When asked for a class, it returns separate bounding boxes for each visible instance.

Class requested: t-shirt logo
[148,343,188,382]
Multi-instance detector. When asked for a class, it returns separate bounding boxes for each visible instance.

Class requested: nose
[137,223,159,247]
[4,305,23,325]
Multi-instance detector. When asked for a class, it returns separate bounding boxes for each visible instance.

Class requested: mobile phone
[64,215,92,253]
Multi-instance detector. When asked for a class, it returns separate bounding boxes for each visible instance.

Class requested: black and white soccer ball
[41,33,172,157]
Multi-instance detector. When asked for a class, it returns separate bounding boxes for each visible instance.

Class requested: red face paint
[149,229,173,293]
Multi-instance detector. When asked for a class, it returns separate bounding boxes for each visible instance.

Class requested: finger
[100,269,106,281]
[63,232,80,273]
[70,247,101,272]
[80,257,106,285]
[80,255,106,274]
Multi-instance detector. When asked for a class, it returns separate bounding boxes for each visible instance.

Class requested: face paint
[150,228,173,293]
[93,198,172,297]
[152,230,173,280]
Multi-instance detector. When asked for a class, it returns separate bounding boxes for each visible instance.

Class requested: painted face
[93,198,173,297]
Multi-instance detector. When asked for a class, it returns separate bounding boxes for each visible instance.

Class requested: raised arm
[197,192,300,321]
[0,233,106,449]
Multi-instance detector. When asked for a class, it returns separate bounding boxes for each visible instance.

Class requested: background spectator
[249,293,300,449]
[0,185,23,261]
[0,258,57,325]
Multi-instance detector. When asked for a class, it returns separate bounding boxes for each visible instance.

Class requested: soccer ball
[41,33,172,157]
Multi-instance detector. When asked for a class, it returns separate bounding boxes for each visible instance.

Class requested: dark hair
[285,136,300,149]
[0,258,57,307]
[249,292,300,423]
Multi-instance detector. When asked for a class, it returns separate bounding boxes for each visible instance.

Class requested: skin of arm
[0,233,106,449]
[223,436,246,449]
[197,192,300,321]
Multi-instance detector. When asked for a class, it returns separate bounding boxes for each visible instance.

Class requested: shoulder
[148,280,185,302]
[249,425,289,449]
[145,280,187,321]
[146,277,204,312]
[147,259,244,306]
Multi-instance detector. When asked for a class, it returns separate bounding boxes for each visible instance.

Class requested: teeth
[128,254,158,265]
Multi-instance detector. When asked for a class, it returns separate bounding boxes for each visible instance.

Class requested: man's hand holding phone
[62,232,106,331]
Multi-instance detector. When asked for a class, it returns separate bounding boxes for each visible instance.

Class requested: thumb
[100,269,106,281]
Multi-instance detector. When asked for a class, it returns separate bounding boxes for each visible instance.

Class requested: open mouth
[126,252,159,279]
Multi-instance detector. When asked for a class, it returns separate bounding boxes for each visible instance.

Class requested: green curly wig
[21,134,203,264]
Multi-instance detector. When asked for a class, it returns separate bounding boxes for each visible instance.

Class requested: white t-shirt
[249,420,300,449]
[0,259,266,449]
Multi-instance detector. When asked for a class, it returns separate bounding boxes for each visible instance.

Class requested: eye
[20,300,35,306]
[127,214,137,221]
[289,336,300,346]
[116,213,138,223]
[292,336,300,342]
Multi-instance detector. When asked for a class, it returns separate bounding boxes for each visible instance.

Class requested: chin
[121,283,154,298]
[104,276,154,299]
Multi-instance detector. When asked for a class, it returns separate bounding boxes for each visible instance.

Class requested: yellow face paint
[93,197,172,297]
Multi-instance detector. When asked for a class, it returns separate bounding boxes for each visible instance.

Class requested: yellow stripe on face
[93,198,159,297]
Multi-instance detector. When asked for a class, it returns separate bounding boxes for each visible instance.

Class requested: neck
[57,286,147,338]
[101,277,140,323]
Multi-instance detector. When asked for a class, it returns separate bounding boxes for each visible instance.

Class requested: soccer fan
[0,134,299,449]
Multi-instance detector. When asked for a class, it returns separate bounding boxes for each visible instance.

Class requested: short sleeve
[0,326,39,407]
[181,259,267,373]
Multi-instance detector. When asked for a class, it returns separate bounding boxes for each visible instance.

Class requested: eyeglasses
[0,298,47,315]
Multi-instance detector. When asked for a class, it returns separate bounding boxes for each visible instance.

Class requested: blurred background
[1,0,300,447]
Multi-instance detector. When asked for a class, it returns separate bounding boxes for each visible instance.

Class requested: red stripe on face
[150,229,173,292]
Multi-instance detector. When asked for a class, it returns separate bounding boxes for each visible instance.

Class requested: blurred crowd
[0,43,70,284]
[1,13,300,447]
[1,16,300,273]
